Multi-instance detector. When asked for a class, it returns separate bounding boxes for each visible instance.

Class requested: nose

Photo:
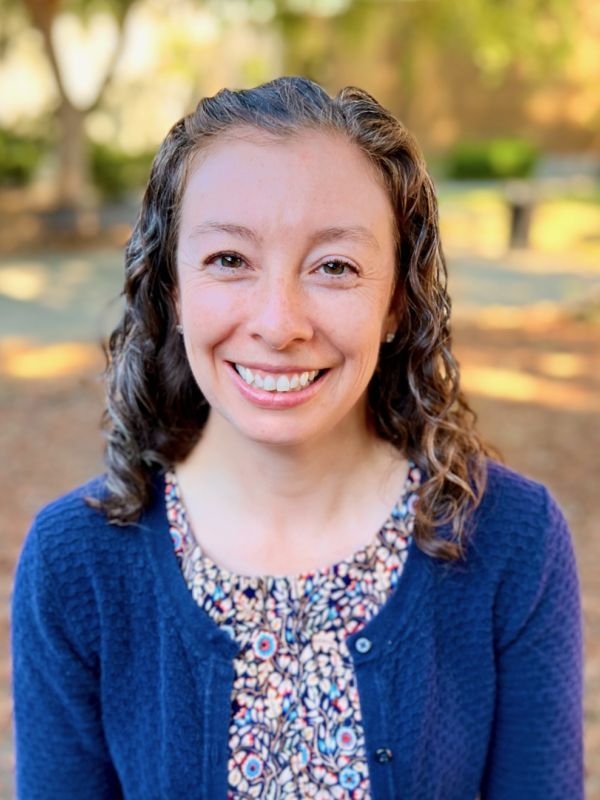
[249,271,313,350]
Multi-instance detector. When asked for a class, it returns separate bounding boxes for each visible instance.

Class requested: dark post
[505,180,535,250]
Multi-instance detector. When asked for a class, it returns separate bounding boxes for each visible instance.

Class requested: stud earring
[176,324,184,335]
[385,332,395,343]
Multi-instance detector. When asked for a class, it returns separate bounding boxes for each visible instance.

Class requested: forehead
[178,128,395,243]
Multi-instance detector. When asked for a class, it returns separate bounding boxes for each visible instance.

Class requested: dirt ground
[0,312,598,798]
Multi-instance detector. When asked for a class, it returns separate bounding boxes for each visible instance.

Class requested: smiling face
[175,128,398,449]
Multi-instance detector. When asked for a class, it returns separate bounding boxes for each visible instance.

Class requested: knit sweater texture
[11,461,583,799]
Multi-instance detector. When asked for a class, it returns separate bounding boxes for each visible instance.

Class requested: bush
[446,138,539,180]
[90,142,155,199]
[0,128,47,186]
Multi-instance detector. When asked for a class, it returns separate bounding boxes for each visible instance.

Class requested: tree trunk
[21,0,92,216]
[21,0,131,228]
[57,100,90,209]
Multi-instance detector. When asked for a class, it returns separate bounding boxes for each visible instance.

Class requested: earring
[385,332,395,343]
[176,324,184,335]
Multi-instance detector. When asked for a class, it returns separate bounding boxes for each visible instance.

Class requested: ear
[381,303,398,344]
[381,271,405,343]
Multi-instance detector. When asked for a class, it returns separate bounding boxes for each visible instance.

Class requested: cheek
[179,282,241,342]
[315,293,390,354]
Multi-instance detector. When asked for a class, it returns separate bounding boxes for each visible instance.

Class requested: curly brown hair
[94,76,497,561]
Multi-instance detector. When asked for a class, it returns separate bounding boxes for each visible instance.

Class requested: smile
[234,364,323,393]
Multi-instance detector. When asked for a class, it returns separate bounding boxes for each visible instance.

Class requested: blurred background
[0,0,598,796]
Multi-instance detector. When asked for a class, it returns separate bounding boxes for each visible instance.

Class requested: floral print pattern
[165,463,421,799]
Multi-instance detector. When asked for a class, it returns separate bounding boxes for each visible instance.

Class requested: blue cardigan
[11,461,583,799]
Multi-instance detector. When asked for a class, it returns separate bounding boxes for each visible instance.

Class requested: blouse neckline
[164,460,422,586]
[140,468,436,664]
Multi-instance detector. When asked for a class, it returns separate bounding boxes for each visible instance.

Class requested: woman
[12,78,583,799]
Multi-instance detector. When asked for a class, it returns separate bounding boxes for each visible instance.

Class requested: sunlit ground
[452,305,598,413]
[0,339,100,379]
[462,363,595,411]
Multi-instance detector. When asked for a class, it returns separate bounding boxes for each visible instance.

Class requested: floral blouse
[165,463,421,799]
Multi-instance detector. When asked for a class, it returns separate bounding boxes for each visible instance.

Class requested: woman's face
[176,128,398,448]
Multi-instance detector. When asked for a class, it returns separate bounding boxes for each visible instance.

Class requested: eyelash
[204,252,358,279]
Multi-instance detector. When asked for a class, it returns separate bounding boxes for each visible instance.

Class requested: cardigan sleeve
[11,518,123,800]
[480,488,584,799]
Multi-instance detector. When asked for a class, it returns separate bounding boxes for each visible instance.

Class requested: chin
[230,408,364,450]
[238,424,319,449]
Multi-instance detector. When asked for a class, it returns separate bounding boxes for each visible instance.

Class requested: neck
[177,409,403,527]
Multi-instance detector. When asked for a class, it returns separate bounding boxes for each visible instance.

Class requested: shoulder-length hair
[94,76,495,561]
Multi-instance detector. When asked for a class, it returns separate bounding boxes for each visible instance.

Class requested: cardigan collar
[136,470,436,665]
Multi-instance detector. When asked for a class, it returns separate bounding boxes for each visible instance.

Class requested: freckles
[183,282,238,317]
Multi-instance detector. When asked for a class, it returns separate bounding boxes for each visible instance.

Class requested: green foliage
[0,128,48,186]
[445,138,540,180]
[270,0,575,84]
[55,0,136,24]
[402,0,574,83]
[89,141,154,198]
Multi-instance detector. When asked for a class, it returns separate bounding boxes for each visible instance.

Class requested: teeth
[235,364,322,393]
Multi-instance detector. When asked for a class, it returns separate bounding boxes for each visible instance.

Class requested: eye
[206,252,246,270]
[318,259,356,277]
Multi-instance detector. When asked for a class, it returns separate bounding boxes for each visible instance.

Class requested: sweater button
[355,636,372,654]
[374,747,393,764]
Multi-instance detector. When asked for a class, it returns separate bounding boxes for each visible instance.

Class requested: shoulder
[14,475,167,657]
[466,460,577,598]
[466,461,582,659]
[13,477,115,662]
[479,459,552,520]
[16,475,156,610]
[472,459,568,545]
[24,475,123,566]
[31,474,111,530]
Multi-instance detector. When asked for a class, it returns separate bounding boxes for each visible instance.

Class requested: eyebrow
[188,221,381,251]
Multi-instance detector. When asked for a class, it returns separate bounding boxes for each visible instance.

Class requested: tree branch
[21,0,72,106]
[87,1,136,113]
